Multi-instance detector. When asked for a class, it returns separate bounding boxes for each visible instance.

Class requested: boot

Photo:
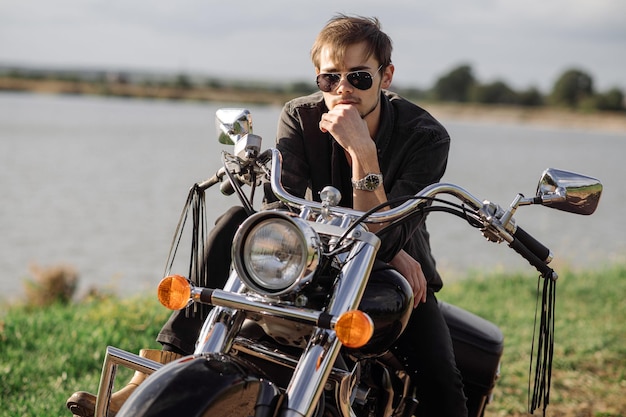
[66,349,182,417]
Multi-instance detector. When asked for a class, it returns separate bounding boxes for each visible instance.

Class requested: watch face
[364,174,381,190]
[353,173,382,191]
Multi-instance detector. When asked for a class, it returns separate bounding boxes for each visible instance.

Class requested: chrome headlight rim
[232,211,320,297]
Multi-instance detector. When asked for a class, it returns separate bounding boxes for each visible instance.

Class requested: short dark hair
[310,14,393,70]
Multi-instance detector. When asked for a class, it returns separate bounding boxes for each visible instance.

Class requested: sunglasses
[316,65,383,93]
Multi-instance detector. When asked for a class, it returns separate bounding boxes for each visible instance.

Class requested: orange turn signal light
[157,275,191,310]
[334,310,374,349]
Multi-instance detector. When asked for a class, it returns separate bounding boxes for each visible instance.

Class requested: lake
[1,92,624,301]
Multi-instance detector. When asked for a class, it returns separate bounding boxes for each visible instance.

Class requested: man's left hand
[389,249,427,308]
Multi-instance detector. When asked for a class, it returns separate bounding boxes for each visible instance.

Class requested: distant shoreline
[424,102,626,134]
[2,76,625,134]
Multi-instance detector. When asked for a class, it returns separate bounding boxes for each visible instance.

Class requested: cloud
[0,0,624,91]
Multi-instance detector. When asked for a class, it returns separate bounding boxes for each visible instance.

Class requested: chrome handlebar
[269,148,484,223]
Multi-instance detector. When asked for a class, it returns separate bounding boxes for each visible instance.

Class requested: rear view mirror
[536,168,602,215]
[215,108,261,160]
[216,108,252,145]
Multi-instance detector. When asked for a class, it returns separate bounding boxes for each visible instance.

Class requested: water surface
[1,92,623,300]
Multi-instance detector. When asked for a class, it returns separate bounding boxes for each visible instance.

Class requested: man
[268,15,467,417]
[67,14,467,417]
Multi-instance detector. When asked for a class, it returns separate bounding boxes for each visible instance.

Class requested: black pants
[156,206,247,354]
[393,290,468,417]
[156,206,467,417]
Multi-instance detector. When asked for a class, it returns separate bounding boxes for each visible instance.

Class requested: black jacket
[265,90,450,290]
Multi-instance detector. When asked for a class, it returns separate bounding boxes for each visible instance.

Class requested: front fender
[117,353,281,417]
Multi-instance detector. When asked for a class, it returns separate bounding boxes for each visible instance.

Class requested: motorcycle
[90,108,602,417]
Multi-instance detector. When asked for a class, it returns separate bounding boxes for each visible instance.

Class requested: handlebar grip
[196,167,226,190]
[509,238,556,279]
[513,226,552,264]
[196,176,220,190]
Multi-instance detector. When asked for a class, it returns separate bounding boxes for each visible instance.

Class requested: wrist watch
[351,173,383,191]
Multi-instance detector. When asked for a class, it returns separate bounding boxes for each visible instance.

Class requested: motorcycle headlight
[233,212,320,296]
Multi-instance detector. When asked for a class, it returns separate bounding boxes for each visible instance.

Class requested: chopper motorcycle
[88,108,602,417]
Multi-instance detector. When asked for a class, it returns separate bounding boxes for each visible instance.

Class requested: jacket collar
[373,91,394,156]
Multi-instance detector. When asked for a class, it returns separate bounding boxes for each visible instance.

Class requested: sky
[1,0,625,93]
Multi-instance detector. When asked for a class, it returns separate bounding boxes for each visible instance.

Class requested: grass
[439,264,626,417]
[1,265,624,417]
[0,295,170,417]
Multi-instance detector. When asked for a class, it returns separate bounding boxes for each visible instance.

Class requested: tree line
[288,64,624,112]
[228,64,625,112]
[1,64,624,112]
[396,64,624,112]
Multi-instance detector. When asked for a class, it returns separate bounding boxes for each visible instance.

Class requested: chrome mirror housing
[216,108,252,145]
[536,168,602,215]
[215,108,261,159]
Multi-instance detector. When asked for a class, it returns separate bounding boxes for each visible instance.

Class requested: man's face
[316,42,392,118]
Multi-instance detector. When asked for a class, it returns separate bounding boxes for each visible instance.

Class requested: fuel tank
[243,261,413,356]
[116,353,280,417]
[353,262,413,357]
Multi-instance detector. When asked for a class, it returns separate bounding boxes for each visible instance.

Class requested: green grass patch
[0,295,170,417]
[1,265,624,417]
[439,264,626,416]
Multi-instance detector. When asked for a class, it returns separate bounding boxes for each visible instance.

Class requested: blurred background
[1,0,625,91]
[1,0,625,300]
